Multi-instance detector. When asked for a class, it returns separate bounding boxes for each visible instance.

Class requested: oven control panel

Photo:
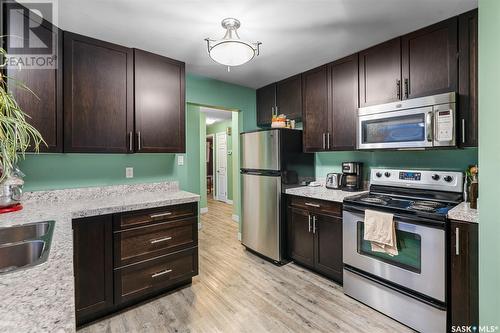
[371,168,464,193]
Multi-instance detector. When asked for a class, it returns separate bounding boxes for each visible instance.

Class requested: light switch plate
[178,155,184,166]
[125,167,134,178]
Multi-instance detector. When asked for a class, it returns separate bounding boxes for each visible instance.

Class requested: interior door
[215,132,227,202]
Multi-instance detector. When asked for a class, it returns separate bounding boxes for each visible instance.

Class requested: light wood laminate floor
[81,198,413,333]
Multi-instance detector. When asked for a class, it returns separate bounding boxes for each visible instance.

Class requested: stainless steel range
[342,168,464,333]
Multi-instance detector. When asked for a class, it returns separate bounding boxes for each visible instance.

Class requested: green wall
[315,149,478,180]
[18,74,255,223]
[207,119,234,201]
[478,0,500,326]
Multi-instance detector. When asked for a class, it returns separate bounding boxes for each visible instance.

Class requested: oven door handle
[342,204,446,229]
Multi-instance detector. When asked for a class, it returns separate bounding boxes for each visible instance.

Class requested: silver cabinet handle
[455,227,460,256]
[327,132,331,150]
[305,202,320,208]
[322,133,326,150]
[462,119,466,144]
[308,214,312,233]
[396,79,401,100]
[404,78,409,99]
[151,269,172,278]
[129,131,133,151]
[150,212,172,219]
[271,106,275,117]
[150,236,172,244]
[275,106,279,115]
[137,131,142,151]
[426,112,433,142]
[312,216,317,234]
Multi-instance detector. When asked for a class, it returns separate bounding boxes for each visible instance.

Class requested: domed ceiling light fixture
[205,18,261,72]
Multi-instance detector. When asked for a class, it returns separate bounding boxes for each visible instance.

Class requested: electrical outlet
[125,167,134,178]
[178,155,184,166]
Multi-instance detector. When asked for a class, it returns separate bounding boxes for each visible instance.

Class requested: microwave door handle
[426,112,433,142]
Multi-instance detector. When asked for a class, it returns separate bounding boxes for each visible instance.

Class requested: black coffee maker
[342,162,363,191]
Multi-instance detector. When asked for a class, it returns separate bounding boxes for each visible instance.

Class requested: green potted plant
[0,46,46,208]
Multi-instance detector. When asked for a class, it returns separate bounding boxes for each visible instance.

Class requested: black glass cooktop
[344,192,458,220]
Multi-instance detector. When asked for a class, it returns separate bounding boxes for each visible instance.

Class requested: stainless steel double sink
[0,221,55,274]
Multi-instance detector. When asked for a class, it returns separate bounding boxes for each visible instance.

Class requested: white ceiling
[57,0,477,89]
[200,107,233,125]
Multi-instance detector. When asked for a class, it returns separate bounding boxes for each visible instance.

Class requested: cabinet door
[256,83,276,126]
[359,38,402,107]
[73,215,114,326]
[276,74,302,120]
[134,49,185,153]
[302,65,330,152]
[458,9,478,147]
[313,213,343,283]
[287,207,314,268]
[402,17,458,100]
[329,54,359,151]
[64,32,133,153]
[4,6,63,152]
[449,220,478,330]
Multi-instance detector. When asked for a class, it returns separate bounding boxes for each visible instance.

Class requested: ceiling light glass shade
[205,18,261,68]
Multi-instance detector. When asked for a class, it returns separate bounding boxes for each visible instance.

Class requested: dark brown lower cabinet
[287,196,343,284]
[73,203,198,326]
[449,220,478,330]
[73,215,114,326]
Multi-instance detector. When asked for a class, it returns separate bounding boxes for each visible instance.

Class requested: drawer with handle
[288,195,342,216]
[114,247,198,305]
[114,217,197,267]
[114,202,197,230]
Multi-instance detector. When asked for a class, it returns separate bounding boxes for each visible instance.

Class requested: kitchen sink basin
[0,241,46,273]
[0,221,50,244]
[0,221,55,274]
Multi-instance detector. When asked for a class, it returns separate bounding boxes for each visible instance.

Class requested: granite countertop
[447,201,478,223]
[0,182,199,333]
[285,185,367,203]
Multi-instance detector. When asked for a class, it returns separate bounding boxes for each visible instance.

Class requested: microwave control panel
[435,108,454,142]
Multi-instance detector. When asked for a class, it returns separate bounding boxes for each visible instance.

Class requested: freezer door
[241,130,280,171]
[241,172,281,261]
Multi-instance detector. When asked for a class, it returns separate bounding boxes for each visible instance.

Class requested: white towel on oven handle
[363,209,398,256]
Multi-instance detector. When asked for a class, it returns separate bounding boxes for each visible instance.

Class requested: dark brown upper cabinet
[458,9,478,147]
[63,32,134,153]
[134,49,185,153]
[329,54,359,151]
[276,74,302,121]
[402,17,458,99]
[359,38,402,107]
[256,83,276,126]
[302,65,330,152]
[256,74,302,126]
[4,4,63,152]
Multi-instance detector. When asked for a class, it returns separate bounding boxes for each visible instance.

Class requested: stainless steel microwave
[357,92,456,150]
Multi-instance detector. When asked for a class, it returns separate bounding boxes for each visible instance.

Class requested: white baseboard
[226,199,233,205]
[238,232,242,241]
[200,207,208,214]
[232,214,239,223]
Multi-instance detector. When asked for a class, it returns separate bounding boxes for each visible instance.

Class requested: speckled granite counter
[285,185,367,202]
[447,201,478,223]
[0,182,199,333]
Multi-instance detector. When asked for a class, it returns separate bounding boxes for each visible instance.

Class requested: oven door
[343,209,445,302]
[357,107,434,150]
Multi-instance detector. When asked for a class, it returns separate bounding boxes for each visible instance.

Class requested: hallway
[81,198,411,333]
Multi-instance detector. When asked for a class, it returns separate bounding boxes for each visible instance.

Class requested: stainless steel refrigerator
[240,129,314,263]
